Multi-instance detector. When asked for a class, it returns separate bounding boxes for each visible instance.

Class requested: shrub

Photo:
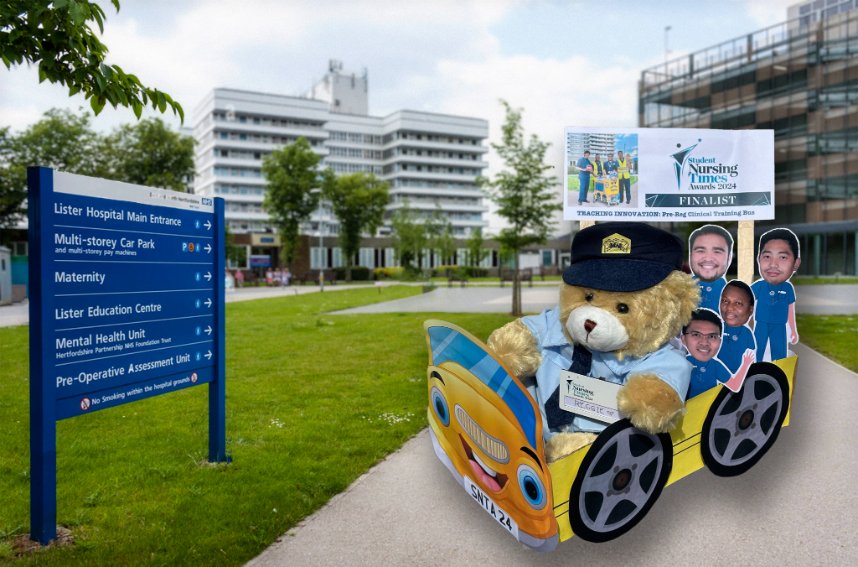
[334,266,372,281]
[373,267,404,280]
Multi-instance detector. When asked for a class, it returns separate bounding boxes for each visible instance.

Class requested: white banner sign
[564,128,774,222]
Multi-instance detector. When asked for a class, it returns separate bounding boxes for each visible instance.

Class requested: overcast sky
[0,0,796,231]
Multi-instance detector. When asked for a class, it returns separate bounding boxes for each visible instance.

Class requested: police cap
[562,222,684,292]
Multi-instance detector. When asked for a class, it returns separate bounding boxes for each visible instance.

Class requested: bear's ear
[660,271,701,327]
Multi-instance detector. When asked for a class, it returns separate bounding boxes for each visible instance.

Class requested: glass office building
[639,6,857,275]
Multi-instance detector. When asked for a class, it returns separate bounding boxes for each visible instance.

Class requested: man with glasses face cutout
[681,308,755,398]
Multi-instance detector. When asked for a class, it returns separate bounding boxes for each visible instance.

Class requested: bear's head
[559,223,699,359]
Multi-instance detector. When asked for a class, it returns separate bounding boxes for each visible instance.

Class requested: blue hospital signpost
[27,167,227,544]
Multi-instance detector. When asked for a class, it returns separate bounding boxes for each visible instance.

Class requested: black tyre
[568,419,673,542]
[701,362,789,477]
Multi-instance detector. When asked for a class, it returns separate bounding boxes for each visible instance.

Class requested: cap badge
[601,233,631,254]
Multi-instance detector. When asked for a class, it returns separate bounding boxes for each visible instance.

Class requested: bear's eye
[616,303,629,314]
[585,292,594,302]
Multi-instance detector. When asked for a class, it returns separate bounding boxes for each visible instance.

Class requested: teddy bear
[488,222,700,462]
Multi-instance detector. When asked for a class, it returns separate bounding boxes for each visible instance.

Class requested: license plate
[464,477,519,538]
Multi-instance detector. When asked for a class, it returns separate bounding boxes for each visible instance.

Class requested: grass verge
[0,286,514,565]
[796,314,858,372]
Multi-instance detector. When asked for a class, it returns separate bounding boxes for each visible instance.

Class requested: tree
[0,127,25,230]
[391,202,427,274]
[466,227,488,269]
[426,209,455,267]
[324,171,389,282]
[0,108,194,228]
[261,137,322,270]
[480,100,559,316]
[105,117,194,191]
[0,108,108,228]
[1,1,184,120]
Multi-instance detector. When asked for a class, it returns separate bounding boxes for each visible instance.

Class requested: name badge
[559,370,622,424]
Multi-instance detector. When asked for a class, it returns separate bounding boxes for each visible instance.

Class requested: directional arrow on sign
[204,298,212,308]
[205,325,213,335]
[204,243,212,254]
[204,220,212,230]
[204,272,212,281]
[205,350,213,360]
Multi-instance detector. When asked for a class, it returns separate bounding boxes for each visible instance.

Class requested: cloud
[743,0,796,27]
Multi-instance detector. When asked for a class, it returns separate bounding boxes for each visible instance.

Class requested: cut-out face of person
[690,232,731,283]
[758,238,801,286]
[682,319,722,362]
[720,285,753,328]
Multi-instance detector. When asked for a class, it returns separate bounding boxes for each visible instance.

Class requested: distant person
[689,224,734,312]
[718,280,757,373]
[752,228,801,362]
[682,308,754,398]
[575,150,593,206]
[265,269,274,286]
[282,268,291,286]
[234,269,245,288]
[617,150,631,204]
[590,153,606,202]
[604,152,618,175]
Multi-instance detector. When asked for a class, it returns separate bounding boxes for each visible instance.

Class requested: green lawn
[796,314,858,372]
[0,287,514,565]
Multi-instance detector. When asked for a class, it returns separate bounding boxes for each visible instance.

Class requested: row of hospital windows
[212,184,483,206]
[213,111,322,130]
[384,164,481,175]
[211,144,482,164]
[208,117,482,149]
[211,164,480,179]
[642,80,858,126]
[309,247,502,270]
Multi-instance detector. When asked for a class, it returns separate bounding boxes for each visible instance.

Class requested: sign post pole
[28,167,57,545]
[209,197,227,462]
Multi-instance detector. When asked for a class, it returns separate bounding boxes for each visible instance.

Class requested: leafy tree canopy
[105,117,194,191]
[323,171,389,281]
[0,108,194,229]
[1,0,183,120]
[391,202,427,273]
[480,100,559,315]
[261,137,322,269]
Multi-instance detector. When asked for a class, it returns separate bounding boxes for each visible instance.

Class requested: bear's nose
[584,319,597,333]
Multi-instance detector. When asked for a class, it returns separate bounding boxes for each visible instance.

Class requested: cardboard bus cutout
[425,320,797,546]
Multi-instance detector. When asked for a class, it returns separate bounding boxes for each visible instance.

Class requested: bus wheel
[568,419,672,542]
[701,362,789,477]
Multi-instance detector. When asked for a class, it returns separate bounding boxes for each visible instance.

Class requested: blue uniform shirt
[521,307,692,437]
[686,355,732,398]
[576,157,592,178]
[604,159,619,174]
[751,279,796,324]
[718,324,756,373]
[696,276,726,313]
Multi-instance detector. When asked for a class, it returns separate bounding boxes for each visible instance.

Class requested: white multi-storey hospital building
[192,61,489,246]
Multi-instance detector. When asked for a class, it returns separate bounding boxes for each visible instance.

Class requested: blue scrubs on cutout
[751,279,795,361]
[686,355,732,398]
[718,324,756,373]
[696,276,726,313]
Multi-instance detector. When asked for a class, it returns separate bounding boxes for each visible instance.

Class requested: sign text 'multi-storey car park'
[27,167,227,545]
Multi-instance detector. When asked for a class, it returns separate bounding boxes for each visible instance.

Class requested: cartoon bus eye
[431,387,450,426]
[517,464,547,509]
